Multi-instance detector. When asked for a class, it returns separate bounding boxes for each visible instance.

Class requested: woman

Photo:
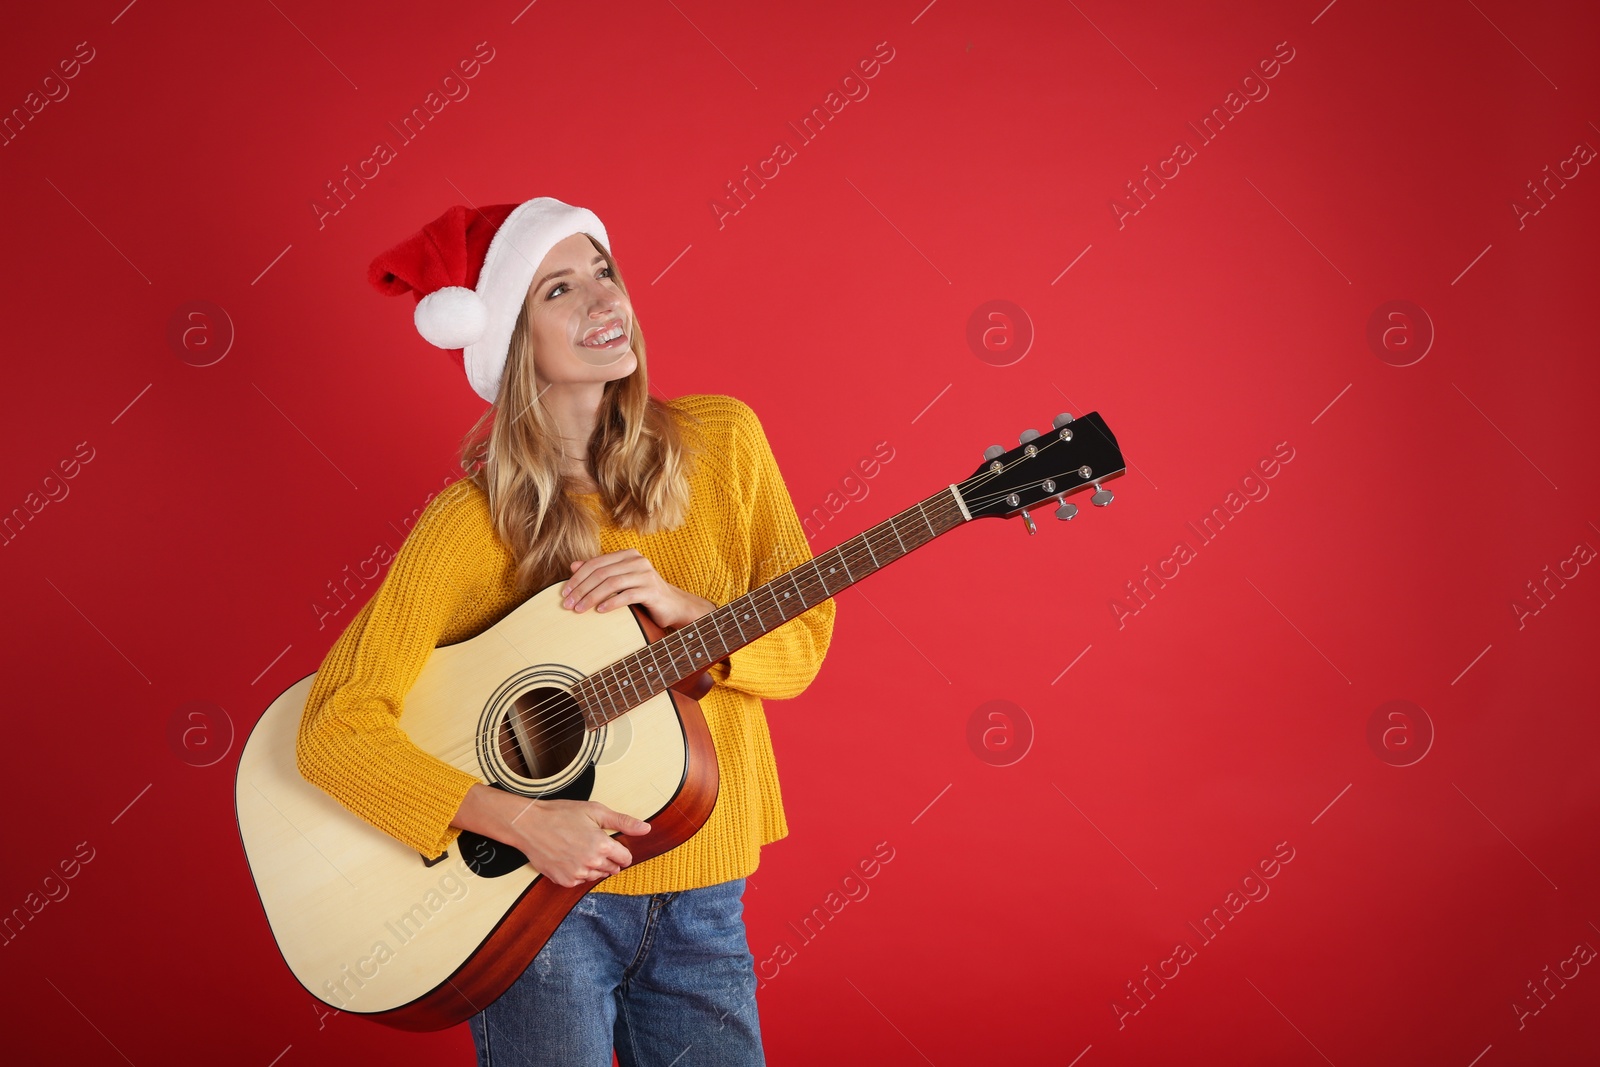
[295,196,836,1065]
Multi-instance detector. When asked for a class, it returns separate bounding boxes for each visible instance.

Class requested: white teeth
[585,325,623,345]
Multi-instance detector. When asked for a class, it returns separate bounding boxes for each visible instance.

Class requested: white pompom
[414,286,489,349]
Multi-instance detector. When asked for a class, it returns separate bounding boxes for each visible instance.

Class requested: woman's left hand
[562,549,715,630]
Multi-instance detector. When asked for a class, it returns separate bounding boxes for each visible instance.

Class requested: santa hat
[367,196,612,402]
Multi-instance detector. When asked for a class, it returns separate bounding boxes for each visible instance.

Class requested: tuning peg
[1053,412,1074,428]
[1019,508,1037,535]
[983,444,1005,461]
[1091,484,1114,507]
[1019,428,1040,444]
[1055,502,1078,521]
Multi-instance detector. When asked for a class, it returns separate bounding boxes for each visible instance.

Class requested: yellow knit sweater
[294,393,835,894]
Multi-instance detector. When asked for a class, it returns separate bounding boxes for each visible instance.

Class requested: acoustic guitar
[234,410,1124,1030]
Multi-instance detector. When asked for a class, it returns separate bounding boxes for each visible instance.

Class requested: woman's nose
[584,281,620,312]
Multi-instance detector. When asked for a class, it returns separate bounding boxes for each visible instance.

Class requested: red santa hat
[367,196,612,402]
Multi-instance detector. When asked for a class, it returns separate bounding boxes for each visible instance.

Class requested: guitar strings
[413,438,1082,772]
[419,447,1080,773]
[408,436,1090,774]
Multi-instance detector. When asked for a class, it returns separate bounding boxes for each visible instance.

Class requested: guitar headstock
[956,411,1125,528]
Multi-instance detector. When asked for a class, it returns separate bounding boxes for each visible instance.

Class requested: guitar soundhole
[498,686,585,780]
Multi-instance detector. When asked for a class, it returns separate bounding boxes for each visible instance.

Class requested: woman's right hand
[451,783,651,888]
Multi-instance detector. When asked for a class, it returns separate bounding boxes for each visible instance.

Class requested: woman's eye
[547,269,611,299]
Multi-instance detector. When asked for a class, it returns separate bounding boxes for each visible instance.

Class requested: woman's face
[523,232,637,386]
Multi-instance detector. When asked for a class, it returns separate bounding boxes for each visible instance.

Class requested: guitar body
[234,580,719,1031]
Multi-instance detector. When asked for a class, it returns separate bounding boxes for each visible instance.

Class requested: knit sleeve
[706,398,836,700]
[294,480,494,861]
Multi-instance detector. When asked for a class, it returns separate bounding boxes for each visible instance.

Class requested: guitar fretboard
[575,485,969,727]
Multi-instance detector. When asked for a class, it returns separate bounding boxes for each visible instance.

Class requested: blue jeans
[468,877,765,1066]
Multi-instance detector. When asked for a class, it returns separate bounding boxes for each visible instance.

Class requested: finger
[562,564,601,604]
[563,571,605,608]
[566,549,640,589]
[570,574,622,612]
[564,560,641,608]
[591,805,651,834]
[594,584,646,613]
[562,557,615,601]
[581,570,650,612]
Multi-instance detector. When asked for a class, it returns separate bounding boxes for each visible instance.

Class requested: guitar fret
[690,621,713,665]
[609,666,626,712]
[671,631,694,672]
[917,502,936,537]
[863,530,880,568]
[889,517,907,554]
[591,669,615,721]
[574,678,593,728]
[704,608,730,662]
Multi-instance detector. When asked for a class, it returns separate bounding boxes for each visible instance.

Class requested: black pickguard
[456,765,596,878]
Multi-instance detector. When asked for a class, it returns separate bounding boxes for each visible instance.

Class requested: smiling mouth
[580,322,627,348]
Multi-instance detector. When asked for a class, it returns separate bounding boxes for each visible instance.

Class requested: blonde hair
[459,235,700,595]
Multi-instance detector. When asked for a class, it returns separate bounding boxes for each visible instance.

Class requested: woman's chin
[589,350,638,377]
[543,349,638,383]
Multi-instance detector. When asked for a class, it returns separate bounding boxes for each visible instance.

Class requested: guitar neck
[576,485,971,727]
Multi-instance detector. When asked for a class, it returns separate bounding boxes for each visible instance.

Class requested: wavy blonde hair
[459,235,700,596]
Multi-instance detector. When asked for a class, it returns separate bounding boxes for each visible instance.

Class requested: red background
[3,1,1597,1064]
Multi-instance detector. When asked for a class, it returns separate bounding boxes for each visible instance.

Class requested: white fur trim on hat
[414,286,489,349]
[462,197,611,403]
